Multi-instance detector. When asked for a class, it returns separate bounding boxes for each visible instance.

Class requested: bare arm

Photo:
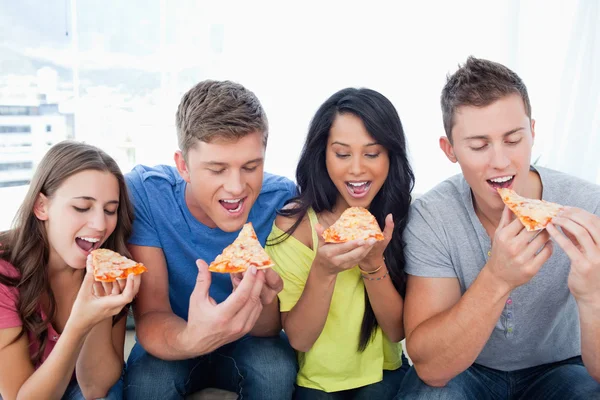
[75,317,126,399]
[0,324,89,400]
[282,264,337,352]
[404,271,508,386]
[130,245,266,360]
[406,207,553,386]
[547,209,600,382]
[129,245,192,359]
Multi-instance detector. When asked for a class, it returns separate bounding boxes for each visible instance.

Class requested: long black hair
[274,88,415,351]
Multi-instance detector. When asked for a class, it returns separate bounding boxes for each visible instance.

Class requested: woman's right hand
[313,223,376,276]
[68,256,142,333]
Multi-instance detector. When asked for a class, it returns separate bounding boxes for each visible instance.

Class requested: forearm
[17,322,89,400]
[578,301,600,382]
[250,300,282,337]
[408,268,509,386]
[75,320,122,399]
[135,311,201,360]
[284,266,337,352]
[363,266,404,342]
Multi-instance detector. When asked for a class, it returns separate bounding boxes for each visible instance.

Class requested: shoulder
[260,173,297,198]
[125,164,182,191]
[410,174,467,217]
[0,259,19,303]
[274,204,313,249]
[539,167,600,212]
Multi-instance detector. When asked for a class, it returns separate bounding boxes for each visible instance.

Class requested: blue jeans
[295,354,410,400]
[62,376,123,400]
[395,356,600,400]
[124,332,297,399]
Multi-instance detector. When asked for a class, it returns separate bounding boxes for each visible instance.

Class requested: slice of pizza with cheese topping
[90,249,147,282]
[208,222,275,273]
[322,207,385,243]
[497,188,564,231]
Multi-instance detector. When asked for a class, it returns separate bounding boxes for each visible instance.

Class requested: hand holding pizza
[182,259,265,354]
[313,223,376,276]
[231,268,283,306]
[485,206,553,292]
[358,213,394,272]
[546,207,600,305]
[69,256,141,333]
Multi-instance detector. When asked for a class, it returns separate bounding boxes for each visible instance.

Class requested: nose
[349,155,365,176]
[223,170,244,196]
[490,145,510,170]
[89,209,107,232]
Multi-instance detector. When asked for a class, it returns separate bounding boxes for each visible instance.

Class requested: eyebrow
[463,127,525,141]
[201,158,264,167]
[73,196,119,205]
[331,141,379,147]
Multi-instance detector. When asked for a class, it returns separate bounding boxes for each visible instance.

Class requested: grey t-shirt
[404,166,600,371]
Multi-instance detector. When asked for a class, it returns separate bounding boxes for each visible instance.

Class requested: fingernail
[368,238,376,246]
[250,266,257,275]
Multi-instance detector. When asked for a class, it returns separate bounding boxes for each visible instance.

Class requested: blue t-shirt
[125,164,296,320]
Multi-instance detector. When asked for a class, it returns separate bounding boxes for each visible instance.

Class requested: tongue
[490,179,512,189]
[350,184,368,194]
[76,238,94,252]
[221,201,240,211]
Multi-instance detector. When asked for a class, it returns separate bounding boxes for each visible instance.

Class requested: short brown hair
[441,56,531,142]
[176,80,269,157]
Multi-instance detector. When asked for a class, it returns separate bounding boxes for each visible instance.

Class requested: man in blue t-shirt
[124,80,297,399]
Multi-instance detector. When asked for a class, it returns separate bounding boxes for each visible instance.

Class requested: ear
[439,136,458,163]
[530,118,536,144]
[33,194,49,221]
[174,150,191,183]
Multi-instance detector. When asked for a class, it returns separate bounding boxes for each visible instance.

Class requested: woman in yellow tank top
[267,88,414,399]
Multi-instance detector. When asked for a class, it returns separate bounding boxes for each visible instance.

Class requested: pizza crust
[90,249,147,282]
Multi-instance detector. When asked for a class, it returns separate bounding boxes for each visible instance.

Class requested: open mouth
[345,181,371,198]
[487,175,514,190]
[75,236,101,253]
[219,197,246,214]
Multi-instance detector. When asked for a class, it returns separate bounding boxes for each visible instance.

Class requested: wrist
[359,258,385,274]
[479,266,512,298]
[575,297,600,315]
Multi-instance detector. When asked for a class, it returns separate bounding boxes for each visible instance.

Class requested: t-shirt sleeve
[126,170,162,248]
[0,265,22,329]
[266,226,310,312]
[403,200,457,278]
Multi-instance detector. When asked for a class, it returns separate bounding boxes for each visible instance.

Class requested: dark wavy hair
[273,88,414,351]
[0,141,134,365]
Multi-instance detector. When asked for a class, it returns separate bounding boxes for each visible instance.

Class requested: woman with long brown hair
[0,141,141,400]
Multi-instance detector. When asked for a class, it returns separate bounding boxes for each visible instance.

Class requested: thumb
[315,223,329,250]
[193,259,212,300]
[80,265,96,293]
[382,213,394,244]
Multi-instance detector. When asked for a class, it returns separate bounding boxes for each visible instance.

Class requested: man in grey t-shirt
[396,57,600,400]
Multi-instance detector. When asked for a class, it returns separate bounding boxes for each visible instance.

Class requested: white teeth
[222,199,241,204]
[348,182,368,187]
[79,237,100,243]
[490,176,513,183]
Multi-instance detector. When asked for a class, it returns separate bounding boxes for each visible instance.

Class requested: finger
[242,297,264,333]
[111,281,121,295]
[497,206,524,238]
[552,216,597,255]
[102,281,113,295]
[561,208,600,245]
[530,240,553,271]
[218,266,260,319]
[263,268,283,292]
[323,239,369,258]
[521,230,551,260]
[119,274,137,304]
[92,281,105,297]
[335,243,376,268]
[547,223,587,263]
[191,259,212,302]
[515,228,549,251]
[117,278,127,292]
[382,213,394,246]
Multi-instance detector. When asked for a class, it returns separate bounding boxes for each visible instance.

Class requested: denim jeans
[62,375,123,400]
[124,332,297,400]
[295,354,410,400]
[395,356,600,400]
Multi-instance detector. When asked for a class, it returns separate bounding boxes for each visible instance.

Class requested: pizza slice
[208,222,275,273]
[497,188,564,231]
[90,249,147,282]
[322,206,385,243]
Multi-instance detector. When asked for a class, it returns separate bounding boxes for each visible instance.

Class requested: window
[0,126,32,134]
[46,124,52,132]
[0,162,34,171]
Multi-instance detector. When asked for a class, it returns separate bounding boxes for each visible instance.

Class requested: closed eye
[73,206,89,213]
[104,209,117,216]
[335,153,350,159]
[506,139,522,145]
[470,144,488,151]
[243,166,258,172]
[365,153,380,159]
[209,169,225,175]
